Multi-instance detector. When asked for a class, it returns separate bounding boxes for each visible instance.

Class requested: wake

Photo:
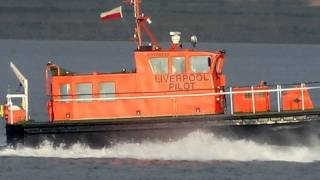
[0,131,319,162]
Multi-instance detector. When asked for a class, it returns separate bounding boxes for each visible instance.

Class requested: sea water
[0,40,320,179]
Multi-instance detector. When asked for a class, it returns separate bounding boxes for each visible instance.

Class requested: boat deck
[7,110,320,134]
[5,110,320,148]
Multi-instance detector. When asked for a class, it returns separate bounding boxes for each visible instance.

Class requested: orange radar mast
[124,0,161,50]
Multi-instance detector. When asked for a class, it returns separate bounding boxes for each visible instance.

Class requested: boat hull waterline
[5,110,320,148]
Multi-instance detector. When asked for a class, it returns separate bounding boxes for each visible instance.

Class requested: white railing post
[277,85,281,112]
[9,101,13,125]
[25,82,29,120]
[230,87,234,115]
[251,86,256,114]
[301,83,305,110]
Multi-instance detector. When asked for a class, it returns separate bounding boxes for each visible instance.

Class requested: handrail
[6,93,28,124]
[52,83,317,100]
[50,84,320,97]
[51,83,318,115]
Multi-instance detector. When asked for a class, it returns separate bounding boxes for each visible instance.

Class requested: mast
[126,0,161,50]
[133,0,142,47]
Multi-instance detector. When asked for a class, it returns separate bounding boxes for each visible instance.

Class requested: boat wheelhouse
[46,49,226,121]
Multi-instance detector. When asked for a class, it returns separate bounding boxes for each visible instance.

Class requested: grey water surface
[0,157,319,180]
[0,40,320,179]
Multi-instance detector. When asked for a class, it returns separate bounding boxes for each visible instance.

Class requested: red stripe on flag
[100,6,123,21]
[101,12,122,20]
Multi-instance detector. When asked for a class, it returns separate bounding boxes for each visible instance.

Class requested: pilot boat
[1,0,320,148]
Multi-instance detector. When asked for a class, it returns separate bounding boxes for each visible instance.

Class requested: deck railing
[226,83,320,115]
[52,82,320,116]
[6,93,29,124]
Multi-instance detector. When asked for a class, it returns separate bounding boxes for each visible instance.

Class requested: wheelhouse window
[99,82,115,101]
[76,83,92,101]
[60,84,70,100]
[172,57,185,74]
[150,57,168,74]
[190,56,211,73]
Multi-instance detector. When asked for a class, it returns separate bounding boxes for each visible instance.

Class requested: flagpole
[134,0,142,48]
[101,0,161,50]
